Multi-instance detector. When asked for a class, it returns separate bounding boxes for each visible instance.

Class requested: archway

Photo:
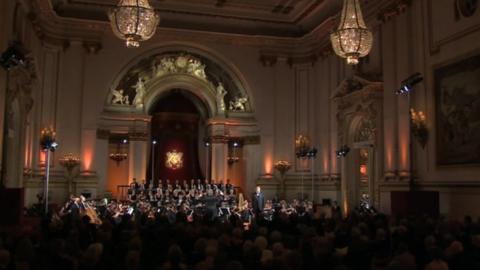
[100,49,260,198]
[147,89,208,186]
[334,75,383,215]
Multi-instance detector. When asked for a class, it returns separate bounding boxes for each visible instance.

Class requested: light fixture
[336,145,350,158]
[274,160,291,199]
[108,0,160,48]
[227,141,241,165]
[59,153,81,173]
[59,153,81,196]
[0,42,25,70]
[410,109,428,148]
[396,73,423,95]
[110,139,128,166]
[295,134,311,158]
[40,127,58,152]
[39,127,58,214]
[274,160,291,176]
[330,0,373,65]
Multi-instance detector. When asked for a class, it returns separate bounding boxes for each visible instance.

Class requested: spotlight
[336,145,350,158]
[396,72,423,95]
[306,148,318,158]
[152,140,157,145]
[0,42,26,70]
[233,142,239,148]
[50,142,59,151]
[204,142,210,147]
[122,139,128,144]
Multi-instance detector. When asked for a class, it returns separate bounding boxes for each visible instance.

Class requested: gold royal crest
[165,150,183,170]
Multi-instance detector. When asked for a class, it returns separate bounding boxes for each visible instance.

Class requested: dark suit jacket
[204,195,219,219]
[252,192,265,212]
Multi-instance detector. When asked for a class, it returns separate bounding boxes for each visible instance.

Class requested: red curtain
[147,112,204,186]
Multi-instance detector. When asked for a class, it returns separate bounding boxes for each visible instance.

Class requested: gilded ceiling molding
[24,0,105,48]
[24,0,411,59]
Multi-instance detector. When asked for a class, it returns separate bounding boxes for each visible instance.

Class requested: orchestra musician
[57,177,321,229]
[203,189,218,220]
[196,179,203,191]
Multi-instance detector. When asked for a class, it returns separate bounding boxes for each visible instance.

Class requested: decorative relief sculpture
[108,52,250,113]
[187,58,207,79]
[229,96,248,111]
[355,118,376,143]
[132,77,146,108]
[216,82,228,113]
[152,54,207,81]
[110,88,129,105]
[166,150,183,170]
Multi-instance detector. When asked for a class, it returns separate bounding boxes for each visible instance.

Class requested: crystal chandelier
[330,0,373,65]
[108,0,160,48]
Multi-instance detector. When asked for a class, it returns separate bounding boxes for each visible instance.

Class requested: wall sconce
[110,138,128,166]
[410,109,428,148]
[295,134,311,158]
[227,140,241,165]
[40,127,58,151]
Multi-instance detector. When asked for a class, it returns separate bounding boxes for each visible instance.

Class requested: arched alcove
[104,51,254,117]
[99,46,260,198]
[147,90,207,186]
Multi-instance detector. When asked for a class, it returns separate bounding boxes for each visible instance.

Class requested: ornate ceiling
[25,0,411,60]
[49,0,341,37]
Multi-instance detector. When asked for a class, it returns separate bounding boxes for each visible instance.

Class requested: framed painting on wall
[435,53,480,165]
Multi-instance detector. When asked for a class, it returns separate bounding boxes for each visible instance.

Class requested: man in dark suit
[252,185,265,216]
[203,189,219,220]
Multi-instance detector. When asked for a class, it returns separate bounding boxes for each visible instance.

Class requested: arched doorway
[147,89,208,186]
[100,50,260,199]
[334,75,383,215]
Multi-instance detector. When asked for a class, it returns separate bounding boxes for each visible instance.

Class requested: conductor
[252,185,265,216]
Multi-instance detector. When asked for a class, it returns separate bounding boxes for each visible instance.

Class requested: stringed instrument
[81,201,103,225]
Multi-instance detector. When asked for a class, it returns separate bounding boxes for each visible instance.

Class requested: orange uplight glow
[343,199,348,216]
[323,150,329,173]
[386,147,393,170]
[39,150,46,165]
[331,155,337,173]
[83,148,93,170]
[264,156,273,175]
[400,138,408,170]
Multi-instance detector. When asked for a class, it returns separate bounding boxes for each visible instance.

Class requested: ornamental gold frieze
[108,52,250,113]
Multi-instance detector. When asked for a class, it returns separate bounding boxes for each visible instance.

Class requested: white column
[244,144,262,195]
[211,142,227,182]
[129,140,147,182]
[94,138,109,196]
[56,41,84,161]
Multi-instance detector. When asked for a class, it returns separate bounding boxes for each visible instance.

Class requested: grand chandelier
[108,0,160,48]
[330,0,372,65]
